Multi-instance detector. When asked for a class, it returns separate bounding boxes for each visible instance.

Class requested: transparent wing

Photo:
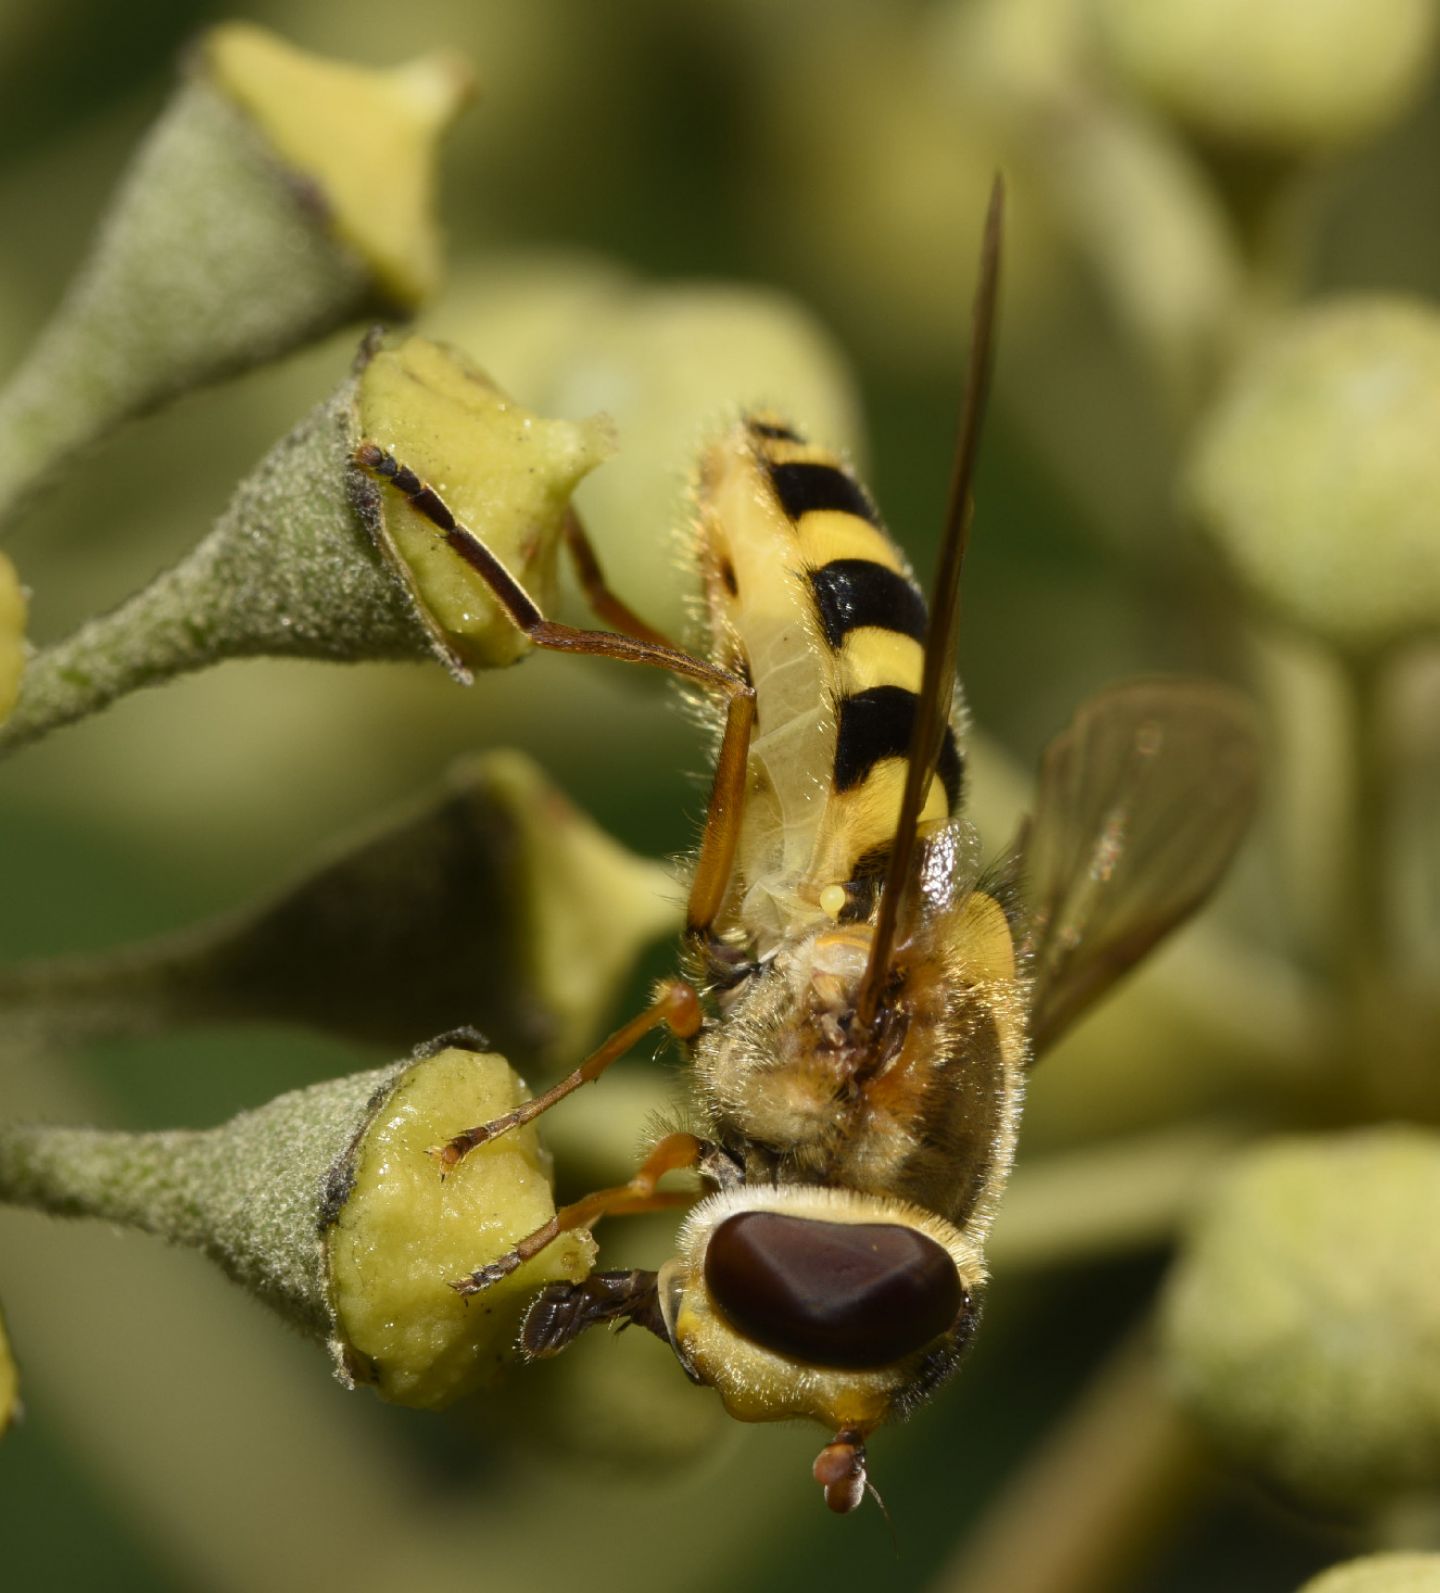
[1021,679,1261,1059]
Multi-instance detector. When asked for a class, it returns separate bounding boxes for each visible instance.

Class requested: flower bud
[1299,1556,1440,1593]
[1094,0,1439,153]
[1161,1129,1440,1515]
[0,25,471,527]
[205,23,470,311]
[0,336,610,756]
[0,552,24,725]
[326,1041,595,1407]
[1188,297,1440,654]
[0,1039,595,1409]
[431,264,859,640]
[356,335,614,668]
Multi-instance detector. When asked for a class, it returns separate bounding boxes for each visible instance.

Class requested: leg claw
[427,1141,461,1179]
[451,1256,520,1297]
[429,1120,509,1178]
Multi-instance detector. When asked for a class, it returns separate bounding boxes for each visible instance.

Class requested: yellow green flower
[1095,0,1439,152]
[205,23,472,308]
[1189,298,1440,653]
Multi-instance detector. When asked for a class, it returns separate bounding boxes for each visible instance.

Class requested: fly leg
[357,443,754,942]
[452,1131,703,1296]
[559,506,674,647]
[432,980,700,1170]
[519,1270,668,1358]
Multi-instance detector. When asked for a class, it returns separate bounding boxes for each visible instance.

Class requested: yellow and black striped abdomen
[695,413,963,950]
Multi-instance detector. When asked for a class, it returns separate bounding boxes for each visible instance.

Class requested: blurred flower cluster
[1,5,1438,1593]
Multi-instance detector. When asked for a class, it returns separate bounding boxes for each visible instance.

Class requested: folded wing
[1022,679,1262,1058]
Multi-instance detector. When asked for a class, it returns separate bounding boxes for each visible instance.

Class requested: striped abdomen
[695,412,964,951]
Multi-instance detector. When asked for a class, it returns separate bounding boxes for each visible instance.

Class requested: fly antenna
[855,174,1005,1029]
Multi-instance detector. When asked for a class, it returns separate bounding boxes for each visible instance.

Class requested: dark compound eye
[703,1211,964,1370]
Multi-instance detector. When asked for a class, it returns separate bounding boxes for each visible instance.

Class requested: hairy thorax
[692,889,1030,1230]
[696,927,941,1192]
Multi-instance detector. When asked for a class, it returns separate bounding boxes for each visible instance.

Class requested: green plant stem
[926,1330,1212,1593]
[0,544,239,754]
[1202,146,1319,358]
[1337,651,1403,1112]
[1375,1497,1440,1552]
[0,385,452,761]
[989,1123,1246,1272]
[0,1066,401,1341]
[1342,654,1390,971]
[0,938,216,1053]
[0,1121,206,1238]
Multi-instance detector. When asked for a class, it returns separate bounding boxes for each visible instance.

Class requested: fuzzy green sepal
[0,332,614,755]
[0,25,471,529]
[0,379,428,755]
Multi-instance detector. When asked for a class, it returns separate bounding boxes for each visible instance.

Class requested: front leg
[520,1269,668,1358]
[433,979,701,1172]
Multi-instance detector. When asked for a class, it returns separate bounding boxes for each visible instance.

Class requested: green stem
[1203,145,1320,357]
[0,1121,210,1242]
[1337,651,1400,1110]
[0,1067,396,1340]
[0,384,445,760]
[926,1331,1211,1593]
[0,542,234,755]
[0,935,222,1054]
[1344,654,1389,956]
[990,1123,1247,1272]
[1374,1497,1440,1553]
[0,324,130,525]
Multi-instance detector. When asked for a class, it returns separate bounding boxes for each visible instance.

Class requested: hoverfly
[355,180,1259,1513]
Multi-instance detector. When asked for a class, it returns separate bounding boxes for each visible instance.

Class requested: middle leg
[433,979,701,1171]
[452,1131,703,1296]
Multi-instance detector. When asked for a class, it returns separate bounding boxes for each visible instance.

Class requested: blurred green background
[3,1,1439,1589]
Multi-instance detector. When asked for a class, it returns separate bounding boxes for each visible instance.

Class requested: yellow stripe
[795,513,905,571]
[810,765,950,885]
[747,434,828,470]
[834,628,924,699]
